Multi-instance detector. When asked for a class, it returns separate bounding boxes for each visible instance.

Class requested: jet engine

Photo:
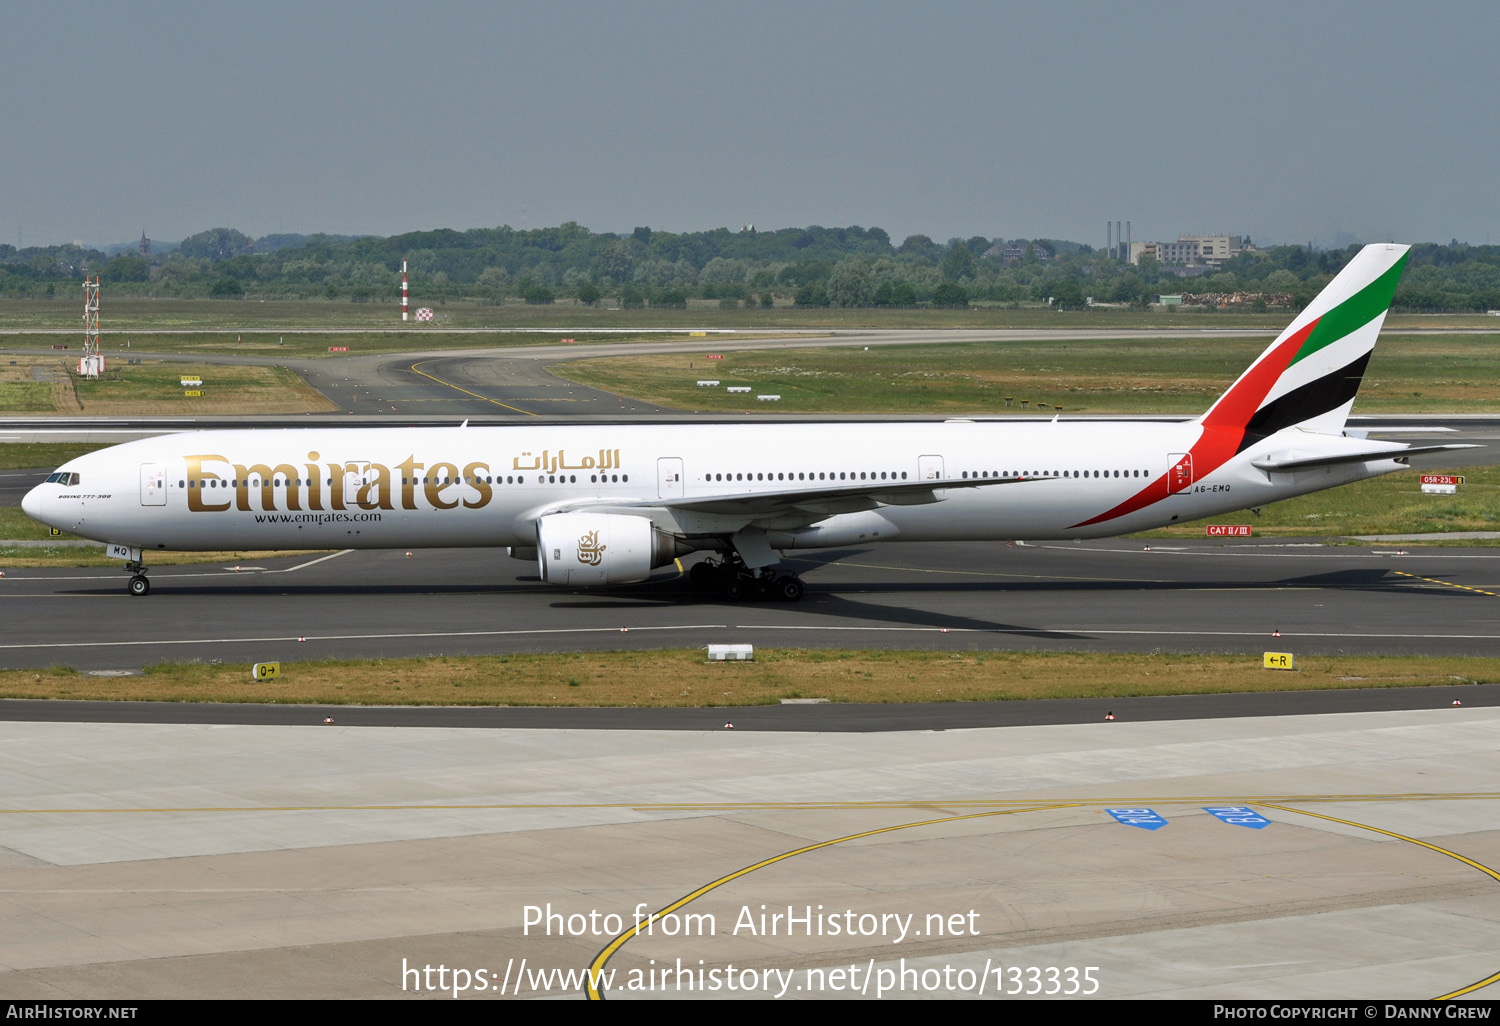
[535,512,686,586]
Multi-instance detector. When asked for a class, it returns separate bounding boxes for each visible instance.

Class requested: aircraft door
[657,457,684,499]
[140,464,166,506]
[344,462,372,506]
[1167,453,1193,494]
[918,455,945,481]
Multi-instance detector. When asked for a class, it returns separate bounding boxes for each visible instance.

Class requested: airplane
[21,243,1476,599]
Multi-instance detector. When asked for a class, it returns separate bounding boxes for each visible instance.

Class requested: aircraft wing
[524,474,1048,521]
[662,474,1045,516]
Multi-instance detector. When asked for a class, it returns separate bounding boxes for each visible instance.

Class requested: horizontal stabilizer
[1251,443,1480,473]
[1347,426,1457,436]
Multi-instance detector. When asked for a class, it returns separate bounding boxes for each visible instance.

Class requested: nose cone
[21,483,45,523]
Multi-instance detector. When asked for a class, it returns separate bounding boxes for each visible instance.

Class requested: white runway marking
[4,549,352,582]
[267,550,353,573]
[0,623,1495,653]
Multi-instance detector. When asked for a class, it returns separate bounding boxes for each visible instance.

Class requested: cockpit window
[45,472,80,486]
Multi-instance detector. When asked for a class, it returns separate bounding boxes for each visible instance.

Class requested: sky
[2,0,1497,251]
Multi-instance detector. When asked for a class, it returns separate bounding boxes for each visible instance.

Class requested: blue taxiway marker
[1106,807,1167,830]
[1203,806,1271,829]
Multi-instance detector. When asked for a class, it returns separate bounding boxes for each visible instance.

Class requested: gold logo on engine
[577,529,606,566]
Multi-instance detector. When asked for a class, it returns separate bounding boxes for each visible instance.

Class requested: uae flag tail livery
[20,243,1480,599]
[1073,244,1467,531]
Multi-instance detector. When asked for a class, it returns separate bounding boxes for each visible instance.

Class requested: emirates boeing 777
[22,244,1473,599]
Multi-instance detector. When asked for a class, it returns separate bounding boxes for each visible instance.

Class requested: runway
[2,538,1498,672]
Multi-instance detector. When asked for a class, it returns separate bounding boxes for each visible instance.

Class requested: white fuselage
[23,420,1401,558]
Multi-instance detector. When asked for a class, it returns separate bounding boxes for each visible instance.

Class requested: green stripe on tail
[1289,253,1408,366]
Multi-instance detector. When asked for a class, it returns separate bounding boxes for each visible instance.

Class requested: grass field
[1,649,1495,706]
[71,361,336,414]
[1145,466,1498,538]
[0,382,55,412]
[0,506,73,540]
[552,334,1500,415]
[0,442,116,471]
[0,358,337,414]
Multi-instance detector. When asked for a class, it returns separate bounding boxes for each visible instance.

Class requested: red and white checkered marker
[415,307,435,321]
[1105,712,1115,721]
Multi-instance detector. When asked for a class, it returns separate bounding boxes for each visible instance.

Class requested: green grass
[0,442,111,471]
[1,649,1496,704]
[553,334,1500,415]
[0,381,55,412]
[0,506,74,540]
[1141,466,1500,539]
[71,361,326,406]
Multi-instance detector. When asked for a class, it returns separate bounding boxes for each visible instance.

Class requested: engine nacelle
[535,512,683,586]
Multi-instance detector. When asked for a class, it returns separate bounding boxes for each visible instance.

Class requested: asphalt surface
[2,537,1498,670]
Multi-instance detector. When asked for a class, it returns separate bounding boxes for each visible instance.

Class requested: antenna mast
[80,276,103,380]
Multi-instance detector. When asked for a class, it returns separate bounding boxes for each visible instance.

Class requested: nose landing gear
[123,559,150,597]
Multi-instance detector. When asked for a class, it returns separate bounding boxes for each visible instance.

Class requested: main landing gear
[124,560,150,597]
[688,558,805,602]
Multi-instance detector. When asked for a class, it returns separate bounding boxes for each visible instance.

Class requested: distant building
[983,240,1053,265]
[1132,234,1249,268]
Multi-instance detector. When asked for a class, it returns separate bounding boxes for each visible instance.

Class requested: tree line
[3,224,1500,312]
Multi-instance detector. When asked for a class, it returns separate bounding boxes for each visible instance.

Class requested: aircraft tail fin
[1197,243,1409,442]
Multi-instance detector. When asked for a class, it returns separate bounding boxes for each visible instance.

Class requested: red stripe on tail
[1070,317,1321,530]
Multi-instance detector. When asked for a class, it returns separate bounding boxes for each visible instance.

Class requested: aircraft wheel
[688,562,716,591]
[773,575,805,602]
[128,575,150,597]
[721,576,749,602]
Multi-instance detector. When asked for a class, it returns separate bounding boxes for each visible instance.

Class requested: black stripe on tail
[1236,352,1371,453]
